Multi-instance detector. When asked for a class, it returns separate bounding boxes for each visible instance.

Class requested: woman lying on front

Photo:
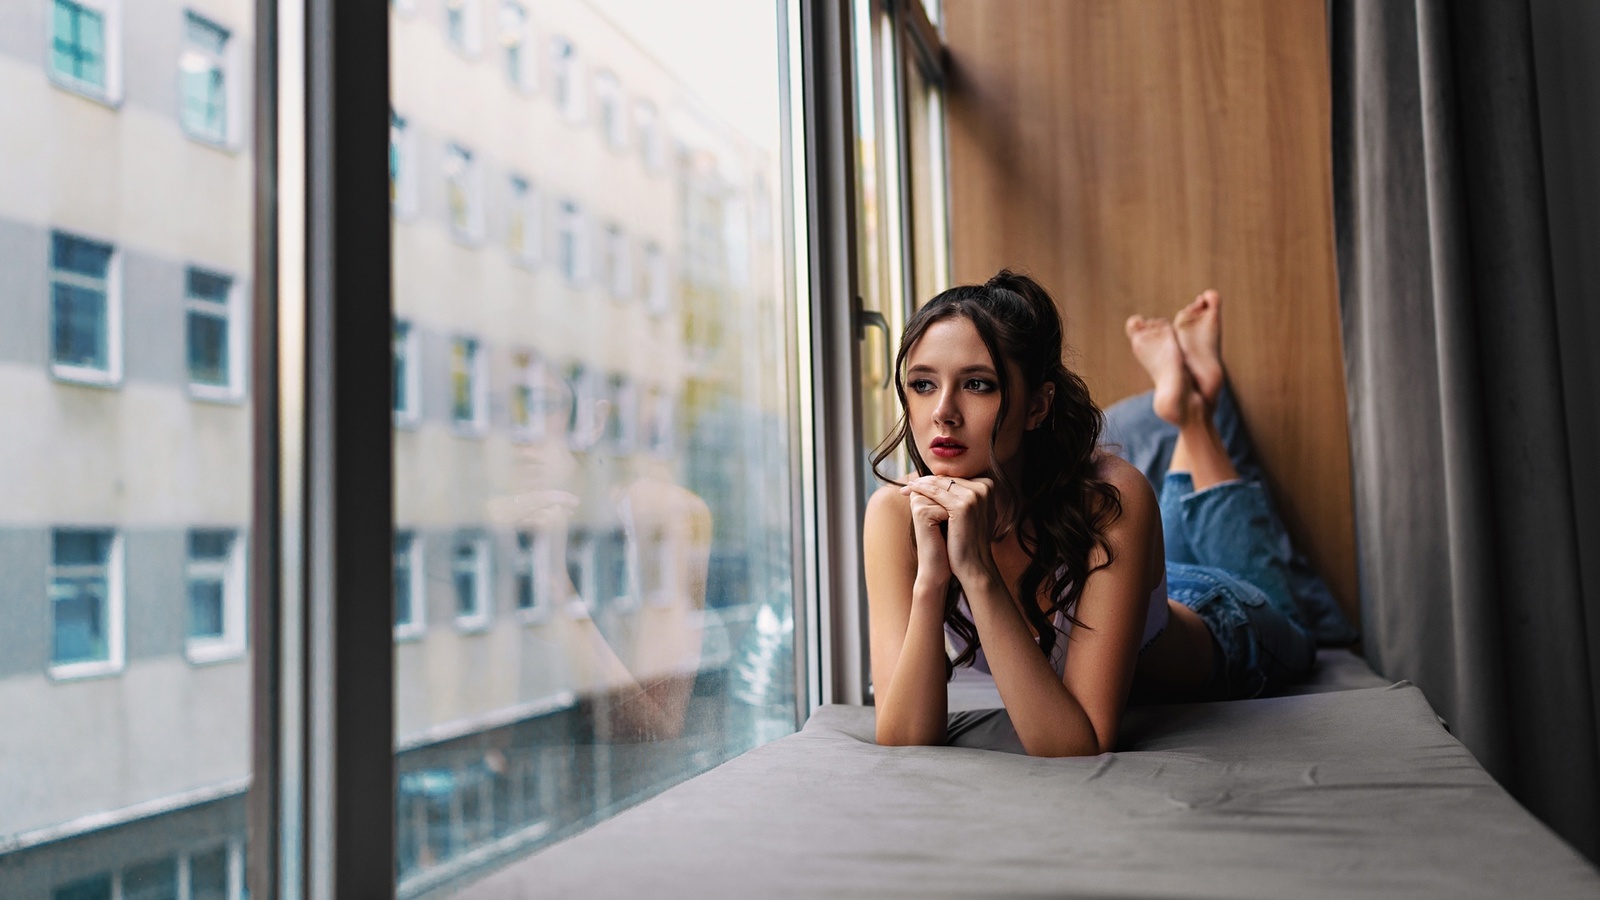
[864,271,1315,757]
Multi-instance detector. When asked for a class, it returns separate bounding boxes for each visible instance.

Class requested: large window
[50,231,119,383]
[180,12,231,145]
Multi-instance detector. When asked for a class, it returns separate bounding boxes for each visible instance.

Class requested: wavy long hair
[870,270,1122,677]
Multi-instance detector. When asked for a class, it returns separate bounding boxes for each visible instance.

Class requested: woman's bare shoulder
[865,482,912,527]
[1089,452,1159,526]
[1092,453,1153,497]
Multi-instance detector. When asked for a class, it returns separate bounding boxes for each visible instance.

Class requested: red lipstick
[929,436,966,458]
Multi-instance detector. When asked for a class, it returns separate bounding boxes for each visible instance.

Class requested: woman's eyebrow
[906,364,998,376]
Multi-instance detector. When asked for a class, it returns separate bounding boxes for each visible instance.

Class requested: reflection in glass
[392,1,798,890]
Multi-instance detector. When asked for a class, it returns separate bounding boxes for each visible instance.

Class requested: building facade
[0,0,798,896]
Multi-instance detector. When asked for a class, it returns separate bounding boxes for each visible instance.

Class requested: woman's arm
[909,459,1162,756]
[864,485,952,746]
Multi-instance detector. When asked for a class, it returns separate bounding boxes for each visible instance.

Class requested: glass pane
[121,857,178,900]
[52,283,108,369]
[189,579,226,638]
[188,846,229,900]
[5,0,254,890]
[187,310,230,386]
[392,0,800,888]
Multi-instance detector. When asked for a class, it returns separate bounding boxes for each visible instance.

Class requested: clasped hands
[899,474,1000,590]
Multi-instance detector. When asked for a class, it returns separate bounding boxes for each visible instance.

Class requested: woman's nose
[933,391,959,426]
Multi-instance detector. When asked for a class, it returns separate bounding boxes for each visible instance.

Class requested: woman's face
[903,316,1044,479]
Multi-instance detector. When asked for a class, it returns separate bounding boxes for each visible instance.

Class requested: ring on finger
[948,479,955,490]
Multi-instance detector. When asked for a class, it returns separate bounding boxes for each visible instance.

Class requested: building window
[605,373,636,454]
[451,336,486,433]
[594,70,624,149]
[49,0,116,99]
[390,109,418,217]
[562,361,597,448]
[565,529,595,616]
[635,99,664,171]
[507,175,540,264]
[395,531,424,638]
[444,143,483,242]
[509,349,545,441]
[601,224,630,300]
[501,1,532,91]
[187,266,238,397]
[550,36,581,120]
[557,200,585,285]
[452,532,490,629]
[642,241,669,314]
[599,528,634,612]
[50,231,119,383]
[445,0,482,55]
[180,12,231,144]
[643,386,674,457]
[49,528,122,677]
[393,320,420,424]
[186,529,246,663]
[514,530,549,619]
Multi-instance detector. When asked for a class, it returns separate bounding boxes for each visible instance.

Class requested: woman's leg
[1126,313,1315,694]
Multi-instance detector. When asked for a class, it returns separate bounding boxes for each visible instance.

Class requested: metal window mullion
[251,0,395,897]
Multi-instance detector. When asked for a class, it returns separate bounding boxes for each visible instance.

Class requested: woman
[864,271,1315,757]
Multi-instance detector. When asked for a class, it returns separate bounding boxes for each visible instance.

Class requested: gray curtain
[1329,0,1600,864]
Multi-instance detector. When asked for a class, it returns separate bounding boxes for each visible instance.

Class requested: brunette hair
[869,270,1122,676]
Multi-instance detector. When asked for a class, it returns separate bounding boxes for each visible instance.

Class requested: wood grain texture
[944,0,1360,629]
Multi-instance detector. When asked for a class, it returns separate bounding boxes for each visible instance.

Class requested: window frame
[444,142,485,244]
[451,532,491,631]
[47,527,125,680]
[393,318,421,426]
[513,529,551,622]
[49,230,123,387]
[508,348,545,442]
[549,35,582,122]
[45,0,123,105]
[556,199,586,286]
[186,264,246,401]
[185,528,249,665]
[593,69,625,150]
[179,10,240,149]
[500,0,534,93]
[449,335,488,435]
[393,530,425,640]
[602,222,629,300]
[506,174,540,266]
[390,109,420,219]
[444,0,483,58]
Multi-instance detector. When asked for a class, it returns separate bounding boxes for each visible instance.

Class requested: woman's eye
[909,379,935,394]
[964,379,994,392]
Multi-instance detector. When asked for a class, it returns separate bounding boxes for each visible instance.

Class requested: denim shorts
[1167,562,1316,699]
[1159,473,1316,699]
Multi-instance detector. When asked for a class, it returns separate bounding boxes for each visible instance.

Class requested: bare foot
[1125,315,1199,427]
[1173,289,1224,406]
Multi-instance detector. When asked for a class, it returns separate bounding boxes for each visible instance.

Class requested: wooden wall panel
[944,0,1360,628]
